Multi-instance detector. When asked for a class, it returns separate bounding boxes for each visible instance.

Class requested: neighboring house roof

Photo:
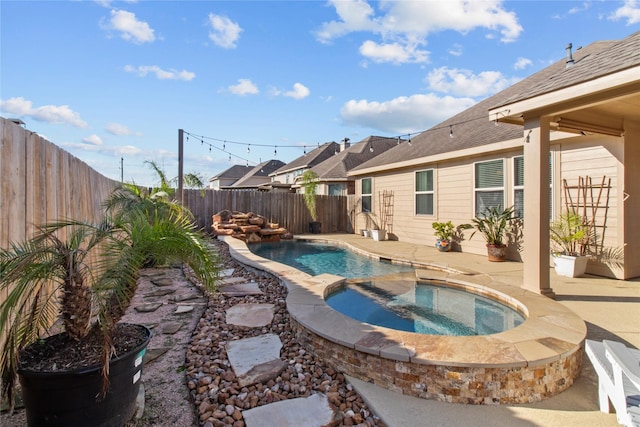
[311,136,401,180]
[229,159,285,188]
[271,142,339,175]
[209,164,253,181]
[349,37,623,175]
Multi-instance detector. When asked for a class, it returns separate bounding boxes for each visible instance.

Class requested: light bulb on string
[274,146,277,156]
[303,146,306,155]
[228,154,231,162]
[209,146,211,152]
[369,145,374,153]
[247,145,250,154]
[408,134,412,145]
[397,136,400,145]
[223,141,226,150]
[449,125,454,138]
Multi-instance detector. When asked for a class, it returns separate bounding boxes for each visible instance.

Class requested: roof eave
[490,66,640,125]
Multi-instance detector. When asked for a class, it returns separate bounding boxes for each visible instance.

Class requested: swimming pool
[326,277,525,336]
[248,240,414,278]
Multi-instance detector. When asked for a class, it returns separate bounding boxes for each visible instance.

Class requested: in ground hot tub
[223,236,587,405]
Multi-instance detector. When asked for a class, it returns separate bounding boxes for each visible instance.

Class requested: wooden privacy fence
[183,189,357,235]
[0,118,117,250]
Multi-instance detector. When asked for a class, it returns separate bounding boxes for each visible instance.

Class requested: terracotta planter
[486,244,507,262]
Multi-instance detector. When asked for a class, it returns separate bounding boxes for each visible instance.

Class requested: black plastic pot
[309,221,322,234]
[18,324,152,427]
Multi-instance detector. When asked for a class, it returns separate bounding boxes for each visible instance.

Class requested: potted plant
[471,206,515,262]
[432,221,471,252]
[550,212,589,277]
[0,185,218,426]
[301,170,321,234]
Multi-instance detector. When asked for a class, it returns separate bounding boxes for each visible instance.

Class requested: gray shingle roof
[230,159,285,187]
[496,31,640,108]
[350,32,635,174]
[271,141,339,175]
[210,164,253,181]
[312,136,401,179]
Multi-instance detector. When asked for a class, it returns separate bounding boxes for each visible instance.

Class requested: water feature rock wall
[212,210,291,243]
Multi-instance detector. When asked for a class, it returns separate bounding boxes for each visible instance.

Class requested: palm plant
[471,206,515,245]
[549,212,588,256]
[0,185,218,412]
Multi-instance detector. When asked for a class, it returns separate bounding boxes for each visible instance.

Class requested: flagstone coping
[221,234,586,368]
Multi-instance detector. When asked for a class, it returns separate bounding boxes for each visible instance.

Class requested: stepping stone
[243,393,334,427]
[222,282,264,297]
[144,288,176,297]
[171,292,202,302]
[143,347,170,364]
[134,302,162,313]
[151,278,174,287]
[161,321,183,334]
[220,268,235,277]
[220,276,248,286]
[226,334,286,387]
[226,303,275,328]
[174,305,194,314]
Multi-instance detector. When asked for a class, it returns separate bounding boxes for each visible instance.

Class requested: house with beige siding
[349,31,640,292]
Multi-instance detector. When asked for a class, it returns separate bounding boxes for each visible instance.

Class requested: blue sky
[2,1,639,187]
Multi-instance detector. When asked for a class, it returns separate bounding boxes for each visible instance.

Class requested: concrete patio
[291,234,640,427]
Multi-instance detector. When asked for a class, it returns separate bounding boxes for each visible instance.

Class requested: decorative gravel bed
[184,239,385,427]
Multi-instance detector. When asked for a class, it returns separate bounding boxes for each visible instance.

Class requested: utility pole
[178,129,184,204]
[120,157,124,182]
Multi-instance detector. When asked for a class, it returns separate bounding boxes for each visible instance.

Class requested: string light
[182,108,508,167]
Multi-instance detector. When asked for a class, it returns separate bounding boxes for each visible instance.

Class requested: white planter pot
[362,230,371,238]
[553,254,589,278]
[371,229,387,241]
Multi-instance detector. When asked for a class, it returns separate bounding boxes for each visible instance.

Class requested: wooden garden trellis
[562,176,611,256]
[378,190,394,233]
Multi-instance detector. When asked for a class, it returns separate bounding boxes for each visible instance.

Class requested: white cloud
[124,65,195,81]
[106,122,142,136]
[64,141,143,156]
[340,93,475,134]
[513,57,532,70]
[448,43,463,57]
[609,0,640,24]
[283,83,310,100]
[316,0,522,64]
[101,9,155,44]
[0,97,89,128]
[228,79,259,96]
[208,13,242,48]
[82,134,103,146]
[426,67,519,97]
[359,40,429,64]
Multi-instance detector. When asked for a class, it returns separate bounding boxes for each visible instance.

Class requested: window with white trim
[415,169,434,215]
[361,178,372,213]
[513,155,553,219]
[474,159,504,215]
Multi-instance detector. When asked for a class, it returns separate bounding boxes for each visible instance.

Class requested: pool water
[326,278,525,336]
[248,240,414,279]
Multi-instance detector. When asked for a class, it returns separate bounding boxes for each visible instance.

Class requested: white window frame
[361,178,372,213]
[513,154,553,219]
[474,159,505,215]
[414,169,435,216]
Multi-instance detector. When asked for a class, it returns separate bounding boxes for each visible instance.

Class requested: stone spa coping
[220,235,586,370]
